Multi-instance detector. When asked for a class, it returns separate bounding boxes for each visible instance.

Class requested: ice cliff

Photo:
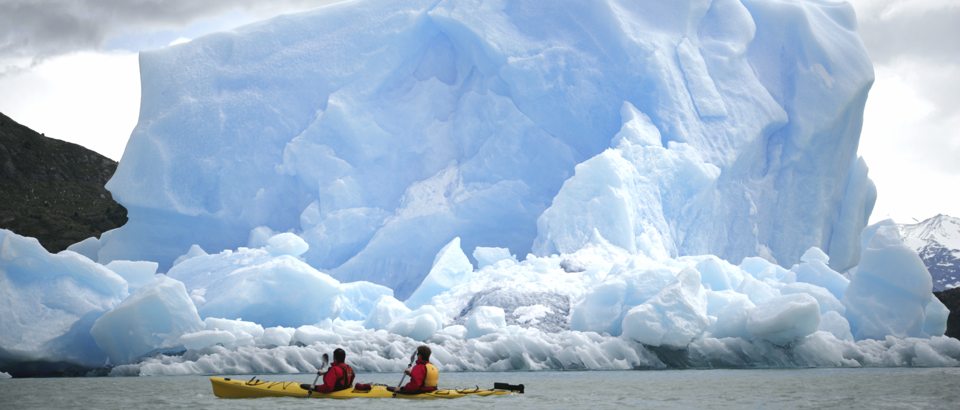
[97,0,875,298]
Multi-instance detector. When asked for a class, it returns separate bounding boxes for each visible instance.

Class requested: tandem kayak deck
[210,376,522,399]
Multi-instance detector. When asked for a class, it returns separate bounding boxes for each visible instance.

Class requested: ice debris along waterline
[3,223,958,375]
[2,0,958,374]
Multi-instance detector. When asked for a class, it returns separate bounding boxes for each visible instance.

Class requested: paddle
[494,382,525,394]
[392,350,417,397]
[306,353,329,398]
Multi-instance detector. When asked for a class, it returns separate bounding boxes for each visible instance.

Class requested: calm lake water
[2,368,959,409]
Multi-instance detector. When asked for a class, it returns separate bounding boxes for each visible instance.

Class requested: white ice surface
[473,247,516,269]
[105,260,158,291]
[115,320,960,376]
[405,237,473,309]
[746,293,820,346]
[1,229,127,367]
[165,234,342,328]
[465,306,507,339]
[5,224,956,372]
[844,221,943,340]
[90,275,202,364]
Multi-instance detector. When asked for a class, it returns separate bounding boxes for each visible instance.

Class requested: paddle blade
[494,382,524,394]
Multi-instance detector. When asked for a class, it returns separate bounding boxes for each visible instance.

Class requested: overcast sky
[0,0,956,224]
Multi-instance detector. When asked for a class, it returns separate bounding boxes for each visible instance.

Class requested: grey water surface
[2,368,958,409]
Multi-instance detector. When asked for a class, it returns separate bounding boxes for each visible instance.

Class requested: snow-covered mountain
[900,215,960,291]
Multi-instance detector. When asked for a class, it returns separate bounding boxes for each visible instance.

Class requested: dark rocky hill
[935,288,960,339]
[0,112,127,252]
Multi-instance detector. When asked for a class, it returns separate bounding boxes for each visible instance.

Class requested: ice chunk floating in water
[0,229,127,368]
[2,0,957,374]
[90,276,203,364]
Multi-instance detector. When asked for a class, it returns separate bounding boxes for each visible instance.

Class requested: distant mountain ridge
[0,112,127,252]
[898,214,960,339]
[899,214,960,292]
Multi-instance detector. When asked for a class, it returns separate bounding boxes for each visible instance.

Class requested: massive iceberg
[97,0,876,297]
[2,0,958,375]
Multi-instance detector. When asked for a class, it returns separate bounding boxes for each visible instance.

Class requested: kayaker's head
[333,348,346,363]
[416,345,431,362]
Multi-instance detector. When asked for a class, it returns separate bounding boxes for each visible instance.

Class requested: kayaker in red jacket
[313,348,355,393]
[390,345,439,393]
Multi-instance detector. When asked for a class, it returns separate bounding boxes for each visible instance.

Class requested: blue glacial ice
[1,0,958,375]
[98,0,874,296]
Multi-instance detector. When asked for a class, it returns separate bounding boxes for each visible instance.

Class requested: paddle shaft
[307,353,330,398]
[394,351,417,394]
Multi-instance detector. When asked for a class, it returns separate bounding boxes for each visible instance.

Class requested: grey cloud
[852,1,960,123]
[4,1,957,69]
[855,2,960,65]
[0,0,335,66]
[914,65,960,119]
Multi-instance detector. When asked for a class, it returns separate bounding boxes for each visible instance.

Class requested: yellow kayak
[210,376,523,399]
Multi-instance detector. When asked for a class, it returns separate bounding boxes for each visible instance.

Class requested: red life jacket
[332,362,355,391]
